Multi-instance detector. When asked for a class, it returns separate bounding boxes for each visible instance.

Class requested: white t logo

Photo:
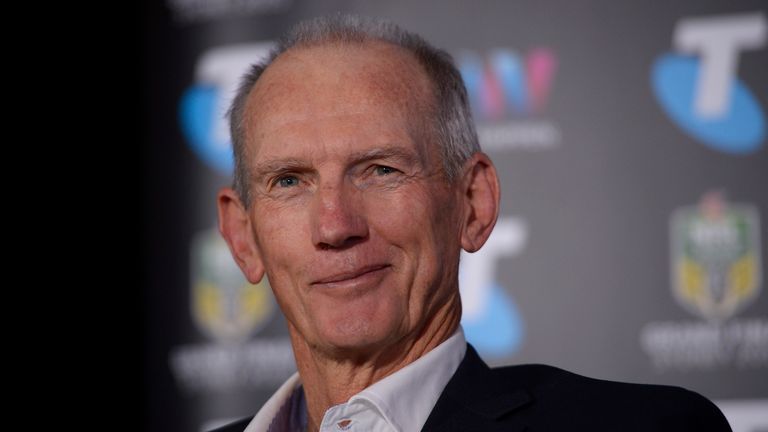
[194,43,274,146]
[674,12,766,118]
[460,218,527,320]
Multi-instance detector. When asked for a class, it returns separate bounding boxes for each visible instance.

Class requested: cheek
[373,183,455,239]
[253,200,308,257]
[251,205,311,293]
[364,185,455,284]
[364,187,433,245]
[253,217,312,328]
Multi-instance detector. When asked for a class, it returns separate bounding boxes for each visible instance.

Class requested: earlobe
[217,188,266,284]
[459,153,501,253]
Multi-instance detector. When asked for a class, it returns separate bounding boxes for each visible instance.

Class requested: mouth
[310,264,391,288]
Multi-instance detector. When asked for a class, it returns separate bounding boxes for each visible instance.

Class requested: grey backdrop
[143,1,768,430]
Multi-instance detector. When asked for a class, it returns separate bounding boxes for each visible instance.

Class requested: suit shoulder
[488,364,731,431]
[206,416,253,432]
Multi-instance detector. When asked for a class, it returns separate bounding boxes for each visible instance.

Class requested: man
[215,14,731,432]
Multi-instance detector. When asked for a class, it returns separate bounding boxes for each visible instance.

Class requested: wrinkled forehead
[241,41,437,155]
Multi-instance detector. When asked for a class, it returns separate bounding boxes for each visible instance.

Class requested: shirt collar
[245,371,302,432]
[246,327,467,432]
[350,326,467,431]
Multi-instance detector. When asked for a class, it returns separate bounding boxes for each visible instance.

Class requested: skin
[218,41,500,431]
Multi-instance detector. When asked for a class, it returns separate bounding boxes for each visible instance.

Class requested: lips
[310,264,390,286]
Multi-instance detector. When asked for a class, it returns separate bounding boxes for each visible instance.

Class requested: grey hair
[228,14,480,208]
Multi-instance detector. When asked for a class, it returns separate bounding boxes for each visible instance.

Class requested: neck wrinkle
[289,289,462,432]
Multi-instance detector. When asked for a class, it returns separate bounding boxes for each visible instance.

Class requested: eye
[276,175,299,188]
[374,165,397,176]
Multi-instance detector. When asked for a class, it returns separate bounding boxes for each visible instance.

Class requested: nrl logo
[670,191,762,321]
[190,228,275,343]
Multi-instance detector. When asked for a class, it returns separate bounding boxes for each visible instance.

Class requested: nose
[310,181,369,250]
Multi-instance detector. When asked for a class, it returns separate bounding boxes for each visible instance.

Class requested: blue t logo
[652,12,766,154]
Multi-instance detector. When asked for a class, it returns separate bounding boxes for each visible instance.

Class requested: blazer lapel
[421,344,532,432]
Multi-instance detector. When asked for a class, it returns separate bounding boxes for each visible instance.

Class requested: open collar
[350,327,467,431]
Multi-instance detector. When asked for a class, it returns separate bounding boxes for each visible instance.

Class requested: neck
[289,292,462,432]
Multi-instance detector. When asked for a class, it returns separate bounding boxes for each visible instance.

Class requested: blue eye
[375,165,396,175]
[277,176,299,187]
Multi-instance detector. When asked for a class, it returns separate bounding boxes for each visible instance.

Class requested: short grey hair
[228,14,480,207]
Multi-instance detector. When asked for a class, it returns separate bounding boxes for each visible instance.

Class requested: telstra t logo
[652,12,767,154]
[180,43,273,174]
[459,218,527,358]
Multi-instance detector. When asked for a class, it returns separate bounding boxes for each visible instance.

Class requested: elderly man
[215,15,730,432]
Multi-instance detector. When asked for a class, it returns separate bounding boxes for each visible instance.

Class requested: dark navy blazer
[211,344,731,431]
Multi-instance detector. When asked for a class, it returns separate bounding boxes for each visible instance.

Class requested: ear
[217,187,266,284]
[459,152,501,253]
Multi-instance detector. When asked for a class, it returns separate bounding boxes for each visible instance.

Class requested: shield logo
[190,228,275,343]
[670,191,762,321]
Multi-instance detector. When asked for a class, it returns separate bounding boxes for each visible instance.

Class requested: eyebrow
[252,145,423,181]
[252,158,309,183]
[346,146,422,167]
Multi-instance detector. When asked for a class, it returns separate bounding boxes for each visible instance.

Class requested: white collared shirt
[244,327,467,432]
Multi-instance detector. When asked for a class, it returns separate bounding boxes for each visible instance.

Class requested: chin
[314,304,403,355]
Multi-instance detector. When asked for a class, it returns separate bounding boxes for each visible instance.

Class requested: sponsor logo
[460,217,527,358]
[190,228,275,342]
[458,48,560,151]
[169,228,295,394]
[640,191,767,371]
[179,43,273,175]
[671,191,761,321]
[170,338,296,393]
[651,12,767,154]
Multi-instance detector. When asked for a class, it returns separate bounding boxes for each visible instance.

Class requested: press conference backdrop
[142,1,768,430]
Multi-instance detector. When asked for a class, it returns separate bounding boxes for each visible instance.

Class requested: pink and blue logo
[459,48,557,120]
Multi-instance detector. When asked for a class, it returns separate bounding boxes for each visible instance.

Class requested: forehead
[242,41,435,159]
